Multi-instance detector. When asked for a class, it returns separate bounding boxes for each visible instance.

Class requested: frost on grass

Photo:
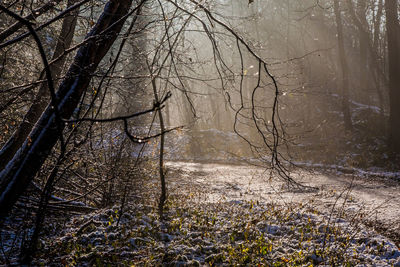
[31,169,400,266]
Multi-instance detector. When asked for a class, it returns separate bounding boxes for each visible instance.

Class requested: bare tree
[0,0,137,218]
[385,0,400,154]
[333,0,352,131]
[0,0,79,170]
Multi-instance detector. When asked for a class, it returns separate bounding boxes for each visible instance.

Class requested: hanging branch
[64,92,171,123]
[166,0,300,186]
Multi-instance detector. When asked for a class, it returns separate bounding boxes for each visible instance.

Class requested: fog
[1,1,400,265]
[123,0,397,168]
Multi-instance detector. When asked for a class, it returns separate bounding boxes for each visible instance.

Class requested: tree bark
[373,0,383,51]
[0,0,133,218]
[356,0,369,94]
[0,0,79,171]
[150,76,166,216]
[333,0,352,131]
[385,0,400,154]
[372,0,385,118]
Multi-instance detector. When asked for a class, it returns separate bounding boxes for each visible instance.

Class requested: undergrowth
[32,173,399,266]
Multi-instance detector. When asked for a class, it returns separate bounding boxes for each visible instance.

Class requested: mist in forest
[1,0,400,265]
[137,0,399,169]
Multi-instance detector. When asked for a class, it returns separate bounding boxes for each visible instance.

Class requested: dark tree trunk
[0,0,133,219]
[0,0,79,171]
[356,0,369,95]
[372,0,385,118]
[151,77,166,216]
[385,0,400,154]
[333,0,352,131]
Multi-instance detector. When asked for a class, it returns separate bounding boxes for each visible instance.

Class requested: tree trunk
[0,0,133,219]
[345,0,388,86]
[372,0,385,119]
[373,0,383,51]
[347,0,386,119]
[151,78,166,216]
[385,0,400,154]
[0,0,79,171]
[333,0,352,131]
[356,0,369,95]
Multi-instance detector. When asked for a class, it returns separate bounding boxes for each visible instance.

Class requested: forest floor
[166,161,400,247]
[3,161,400,266]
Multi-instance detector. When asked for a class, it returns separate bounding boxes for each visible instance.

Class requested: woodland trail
[166,161,400,246]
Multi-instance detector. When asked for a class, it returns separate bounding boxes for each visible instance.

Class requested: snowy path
[166,161,400,245]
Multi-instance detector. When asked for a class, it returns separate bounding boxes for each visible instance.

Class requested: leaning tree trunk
[385,0,400,154]
[0,0,79,171]
[0,0,133,219]
[333,0,352,131]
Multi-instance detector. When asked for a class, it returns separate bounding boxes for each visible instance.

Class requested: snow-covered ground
[166,161,400,256]
[3,160,399,266]
[166,161,400,225]
[37,160,398,266]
